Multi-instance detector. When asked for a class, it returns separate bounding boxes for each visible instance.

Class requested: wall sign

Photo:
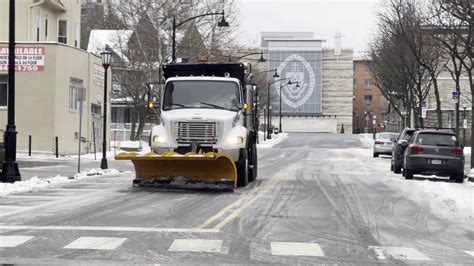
[93,63,105,87]
[0,46,45,72]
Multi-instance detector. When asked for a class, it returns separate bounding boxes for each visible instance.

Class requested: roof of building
[87,30,134,61]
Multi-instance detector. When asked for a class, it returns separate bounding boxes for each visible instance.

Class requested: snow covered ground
[0,168,121,196]
[257,131,288,148]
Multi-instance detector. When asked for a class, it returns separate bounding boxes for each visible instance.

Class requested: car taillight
[375,141,384,145]
[451,147,463,155]
[409,144,424,153]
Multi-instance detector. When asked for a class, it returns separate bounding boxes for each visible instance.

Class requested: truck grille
[174,122,219,144]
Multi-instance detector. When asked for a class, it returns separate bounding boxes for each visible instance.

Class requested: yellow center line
[196,174,287,230]
[196,196,247,229]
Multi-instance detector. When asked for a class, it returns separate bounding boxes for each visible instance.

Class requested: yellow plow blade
[115,152,237,189]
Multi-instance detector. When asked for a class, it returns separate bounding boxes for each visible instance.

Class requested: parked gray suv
[402,129,464,183]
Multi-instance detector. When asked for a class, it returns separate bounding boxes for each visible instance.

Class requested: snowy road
[0,133,473,264]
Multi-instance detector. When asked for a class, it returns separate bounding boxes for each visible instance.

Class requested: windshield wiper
[200,102,228,110]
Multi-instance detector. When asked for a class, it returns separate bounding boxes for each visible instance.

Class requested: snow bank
[0,168,121,196]
[257,131,288,148]
[359,134,374,149]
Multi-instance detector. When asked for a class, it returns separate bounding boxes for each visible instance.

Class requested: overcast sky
[237,0,382,56]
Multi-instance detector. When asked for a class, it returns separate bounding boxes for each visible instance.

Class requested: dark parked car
[391,128,416,173]
[402,129,464,183]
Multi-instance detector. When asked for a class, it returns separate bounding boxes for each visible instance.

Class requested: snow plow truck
[116,63,260,190]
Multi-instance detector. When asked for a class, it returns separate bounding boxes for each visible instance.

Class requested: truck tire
[248,143,257,182]
[236,148,249,187]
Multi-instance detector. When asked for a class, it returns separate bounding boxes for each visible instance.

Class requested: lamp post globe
[100,50,112,170]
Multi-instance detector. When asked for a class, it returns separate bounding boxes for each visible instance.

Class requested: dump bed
[162,63,247,83]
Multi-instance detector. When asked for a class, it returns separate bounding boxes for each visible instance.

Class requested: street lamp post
[172,11,228,62]
[463,103,467,146]
[100,51,112,170]
[266,77,292,140]
[279,80,297,133]
[263,106,266,141]
[269,105,273,137]
[1,0,21,183]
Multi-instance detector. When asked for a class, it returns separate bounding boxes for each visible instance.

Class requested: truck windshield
[163,80,240,111]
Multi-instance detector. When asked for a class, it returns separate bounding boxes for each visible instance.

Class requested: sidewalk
[15,152,133,181]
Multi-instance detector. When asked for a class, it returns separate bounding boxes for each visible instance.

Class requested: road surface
[1,133,473,264]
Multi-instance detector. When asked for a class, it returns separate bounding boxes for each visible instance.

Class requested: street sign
[421,100,427,108]
[452,91,459,104]
[421,108,427,118]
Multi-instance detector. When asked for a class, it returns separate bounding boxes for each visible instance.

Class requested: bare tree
[102,0,240,141]
[369,0,433,128]
[430,0,473,164]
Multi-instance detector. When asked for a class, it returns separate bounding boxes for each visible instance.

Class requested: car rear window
[401,131,414,141]
[378,133,399,140]
[414,133,457,146]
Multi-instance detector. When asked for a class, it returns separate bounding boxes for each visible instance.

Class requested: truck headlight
[153,136,166,144]
[228,136,244,144]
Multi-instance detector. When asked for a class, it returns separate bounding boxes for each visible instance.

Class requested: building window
[45,14,49,40]
[353,79,356,87]
[0,75,7,106]
[75,22,80,47]
[36,8,41,41]
[69,78,83,111]
[58,20,67,44]
[91,103,101,115]
[364,79,374,88]
[365,64,371,72]
[364,94,373,103]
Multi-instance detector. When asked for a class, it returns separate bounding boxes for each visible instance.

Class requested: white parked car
[373,132,399,157]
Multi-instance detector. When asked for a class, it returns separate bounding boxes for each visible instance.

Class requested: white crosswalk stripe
[63,237,127,250]
[270,242,324,257]
[168,239,223,253]
[0,235,34,248]
[369,246,431,261]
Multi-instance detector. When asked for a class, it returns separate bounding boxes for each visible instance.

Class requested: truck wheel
[236,148,249,187]
[248,143,257,182]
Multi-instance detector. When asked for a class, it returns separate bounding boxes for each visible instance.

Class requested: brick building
[352,59,389,134]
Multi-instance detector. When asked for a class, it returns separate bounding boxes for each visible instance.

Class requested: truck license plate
[431,159,442,165]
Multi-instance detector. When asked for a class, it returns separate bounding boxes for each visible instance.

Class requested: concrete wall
[0,42,110,155]
[322,49,353,133]
[271,117,338,133]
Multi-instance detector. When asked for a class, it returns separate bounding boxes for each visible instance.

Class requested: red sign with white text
[0,46,45,72]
